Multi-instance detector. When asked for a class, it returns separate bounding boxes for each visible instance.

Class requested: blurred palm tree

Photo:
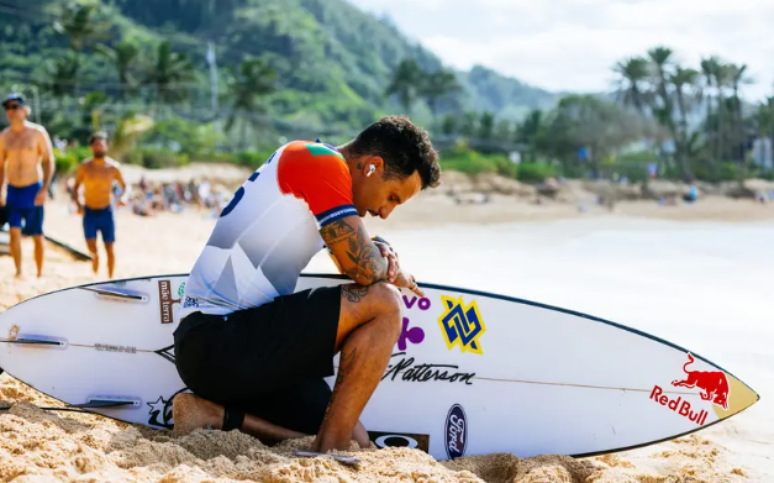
[713,62,735,163]
[479,112,495,140]
[516,109,544,161]
[96,41,140,101]
[700,56,721,162]
[225,57,278,149]
[386,59,424,115]
[671,66,700,179]
[420,69,461,127]
[53,3,111,94]
[613,57,651,115]
[146,41,195,106]
[48,55,78,97]
[727,63,753,162]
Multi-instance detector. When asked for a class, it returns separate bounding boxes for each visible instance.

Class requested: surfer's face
[91,139,108,158]
[352,157,422,220]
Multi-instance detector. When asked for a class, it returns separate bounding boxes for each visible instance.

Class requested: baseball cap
[2,93,26,109]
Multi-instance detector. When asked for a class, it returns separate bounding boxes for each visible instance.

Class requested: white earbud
[367,164,376,177]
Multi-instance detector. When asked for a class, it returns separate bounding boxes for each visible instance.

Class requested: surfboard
[0,274,759,460]
[0,229,92,260]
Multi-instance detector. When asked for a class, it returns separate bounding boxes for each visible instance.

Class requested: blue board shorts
[83,206,115,243]
[6,182,44,236]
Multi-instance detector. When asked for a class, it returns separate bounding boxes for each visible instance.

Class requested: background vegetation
[0,0,772,183]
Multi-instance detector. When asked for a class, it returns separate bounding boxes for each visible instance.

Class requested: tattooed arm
[320,216,388,286]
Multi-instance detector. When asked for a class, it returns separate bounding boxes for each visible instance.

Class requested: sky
[347,0,774,102]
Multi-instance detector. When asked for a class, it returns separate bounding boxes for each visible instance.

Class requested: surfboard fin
[0,335,67,347]
[70,396,142,409]
[82,287,148,302]
[293,450,361,466]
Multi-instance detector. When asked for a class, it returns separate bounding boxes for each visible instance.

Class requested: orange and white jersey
[180,140,356,317]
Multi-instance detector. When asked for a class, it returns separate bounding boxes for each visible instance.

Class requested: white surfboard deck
[0,274,759,460]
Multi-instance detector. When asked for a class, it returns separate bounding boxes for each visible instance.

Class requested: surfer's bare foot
[14,272,24,280]
[172,393,223,436]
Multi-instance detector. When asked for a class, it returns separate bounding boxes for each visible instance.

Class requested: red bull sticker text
[649,353,730,426]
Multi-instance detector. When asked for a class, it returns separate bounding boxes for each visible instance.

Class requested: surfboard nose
[713,372,759,422]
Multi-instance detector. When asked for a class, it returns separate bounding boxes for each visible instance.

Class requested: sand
[0,192,769,483]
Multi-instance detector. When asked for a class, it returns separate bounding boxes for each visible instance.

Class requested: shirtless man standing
[72,132,126,278]
[0,93,54,278]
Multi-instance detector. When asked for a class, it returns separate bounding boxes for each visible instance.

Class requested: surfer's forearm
[320,216,389,286]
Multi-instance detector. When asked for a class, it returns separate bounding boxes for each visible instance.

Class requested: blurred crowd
[64,175,232,218]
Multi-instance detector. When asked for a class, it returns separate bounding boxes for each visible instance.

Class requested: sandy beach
[0,186,772,482]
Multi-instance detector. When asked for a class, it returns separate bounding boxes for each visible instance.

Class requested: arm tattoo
[321,218,387,285]
[320,221,355,244]
[342,284,369,303]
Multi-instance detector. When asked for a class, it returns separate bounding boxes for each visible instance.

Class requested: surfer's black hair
[349,115,441,190]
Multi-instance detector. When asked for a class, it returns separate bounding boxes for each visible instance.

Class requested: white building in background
[752,137,773,171]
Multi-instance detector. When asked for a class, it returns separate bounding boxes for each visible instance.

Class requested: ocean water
[308,218,774,476]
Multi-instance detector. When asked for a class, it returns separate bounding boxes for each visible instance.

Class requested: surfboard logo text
[649,385,709,425]
[96,343,136,354]
[445,404,467,459]
[398,317,425,350]
[383,352,475,385]
[438,296,486,355]
[158,280,181,324]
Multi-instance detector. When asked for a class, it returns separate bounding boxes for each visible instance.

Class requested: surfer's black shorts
[173,286,341,435]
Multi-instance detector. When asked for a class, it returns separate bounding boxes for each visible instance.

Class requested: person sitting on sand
[172,116,440,453]
[71,132,127,278]
[0,93,55,279]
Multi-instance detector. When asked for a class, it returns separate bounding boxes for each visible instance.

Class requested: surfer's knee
[369,281,401,316]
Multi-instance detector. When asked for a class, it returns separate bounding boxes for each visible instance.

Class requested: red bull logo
[671,353,730,410]
[649,353,730,426]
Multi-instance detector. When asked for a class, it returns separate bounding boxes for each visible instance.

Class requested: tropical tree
[419,69,461,126]
[537,95,651,176]
[647,47,675,125]
[459,112,478,137]
[727,64,753,162]
[713,62,734,164]
[53,3,111,93]
[516,109,544,161]
[48,55,78,97]
[670,66,700,179]
[225,57,278,148]
[494,119,512,143]
[479,112,495,140]
[385,59,424,114]
[700,56,720,161]
[613,57,651,115]
[441,114,458,135]
[146,41,196,106]
[96,41,140,101]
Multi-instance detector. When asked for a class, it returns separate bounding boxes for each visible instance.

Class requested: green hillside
[0,0,558,130]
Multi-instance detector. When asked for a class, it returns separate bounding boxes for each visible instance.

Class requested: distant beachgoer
[0,93,55,278]
[71,132,127,278]
[682,185,698,203]
[139,175,149,194]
